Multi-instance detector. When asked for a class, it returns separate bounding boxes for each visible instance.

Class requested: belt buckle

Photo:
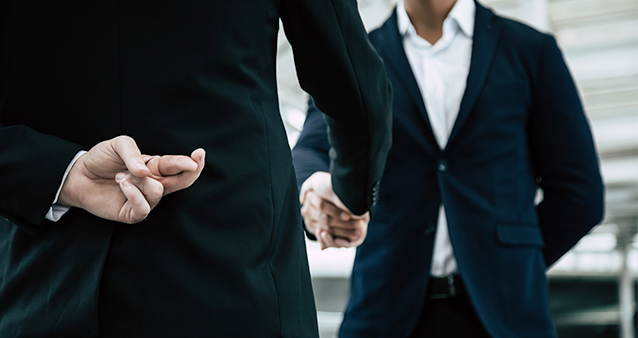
[427,275,457,300]
[446,275,456,297]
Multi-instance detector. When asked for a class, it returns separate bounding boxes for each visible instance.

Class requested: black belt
[426,275,466,299]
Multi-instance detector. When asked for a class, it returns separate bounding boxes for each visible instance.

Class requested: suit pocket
[495,223,552,332]
[496,224,545,248]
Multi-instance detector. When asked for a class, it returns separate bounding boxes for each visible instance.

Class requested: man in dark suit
[0,1,392,337]
[293,0,604,337]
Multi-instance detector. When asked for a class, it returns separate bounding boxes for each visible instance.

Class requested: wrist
[58,154,86,209]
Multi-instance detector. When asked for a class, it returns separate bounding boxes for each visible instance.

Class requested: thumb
[301,172,350,213]
[314,182,349,215]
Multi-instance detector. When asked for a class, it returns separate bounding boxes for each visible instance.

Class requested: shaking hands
[58,136,205,224]
[299,171,370,249]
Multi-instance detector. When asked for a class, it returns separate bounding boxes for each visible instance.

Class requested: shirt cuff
[45,151,87,222]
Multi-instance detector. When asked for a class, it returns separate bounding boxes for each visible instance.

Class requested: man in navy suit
[292,0,604,337]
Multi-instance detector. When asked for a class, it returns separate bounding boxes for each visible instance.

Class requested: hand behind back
[58,136,205,224]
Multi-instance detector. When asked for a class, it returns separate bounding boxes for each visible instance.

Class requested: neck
[404,0,458,44]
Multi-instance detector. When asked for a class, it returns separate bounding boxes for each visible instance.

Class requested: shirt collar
[397,0,475,39]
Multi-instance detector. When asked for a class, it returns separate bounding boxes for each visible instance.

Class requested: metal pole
[619,243,635,338]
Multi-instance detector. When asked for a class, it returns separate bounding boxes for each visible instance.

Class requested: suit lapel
[377,11,441,153]
[446,3,503,149]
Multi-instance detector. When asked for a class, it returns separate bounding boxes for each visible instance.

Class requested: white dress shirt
[397,0,475,277]
[45,151,86,222]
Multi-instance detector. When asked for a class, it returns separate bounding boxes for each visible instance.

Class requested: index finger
[319,199,351,221]
[112,136,150,178]
[151,154,199,176]
[157,148,206,195]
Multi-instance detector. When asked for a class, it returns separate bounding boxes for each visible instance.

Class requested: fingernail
[115,173,126,182]
[136,163,147,171]
[121,180,131,188]
[192,148,206,162]
[180,158,197,170]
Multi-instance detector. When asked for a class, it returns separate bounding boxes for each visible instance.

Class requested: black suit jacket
[0,1,392,337]
[293,3,604,337]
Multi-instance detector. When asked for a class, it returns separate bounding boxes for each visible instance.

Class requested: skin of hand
[141,148,206,195]
[299,171,370,250]
[58,135,205,224]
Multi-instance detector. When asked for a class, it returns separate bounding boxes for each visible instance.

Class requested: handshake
[58,136,206,224]
[57,135,370,251]
[299,171,370,250]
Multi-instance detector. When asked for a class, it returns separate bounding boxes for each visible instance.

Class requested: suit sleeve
[0,124,84,236]
[291,97,331,190]
[529,36,605,266]
[0,4,85,235]
[281,0,392,216]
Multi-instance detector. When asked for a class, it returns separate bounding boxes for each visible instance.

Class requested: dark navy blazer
[293,2,604,337]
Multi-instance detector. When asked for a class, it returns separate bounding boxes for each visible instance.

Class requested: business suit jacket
[0,1,392,337]
[293,3,604,337]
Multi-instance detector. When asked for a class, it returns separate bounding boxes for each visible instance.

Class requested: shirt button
[423,223,436,236]
[438,160,448,172]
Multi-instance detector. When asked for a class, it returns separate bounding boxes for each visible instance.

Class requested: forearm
[0,124,85,231]
[538,188,603,266]
[44,151,87,222]
[528,36,604,266]
[281,0,392,216]
[292,99,331,190]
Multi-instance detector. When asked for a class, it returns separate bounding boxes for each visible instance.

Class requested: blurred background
[276,0,638,337]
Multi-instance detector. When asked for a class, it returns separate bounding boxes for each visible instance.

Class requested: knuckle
[120,135,133,142]
[114,135,132,145]
[136,211,150,222]
[153,187,164,198]
[150,183,164,197]
[308,193,320,204]
[307,224,319,233]
[314,223,327,231]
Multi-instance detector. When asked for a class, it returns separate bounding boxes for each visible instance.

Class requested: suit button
[423,223,436,236]
[437,160,448,172]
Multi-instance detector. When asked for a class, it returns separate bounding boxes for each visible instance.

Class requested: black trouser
[408,275,491,338]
